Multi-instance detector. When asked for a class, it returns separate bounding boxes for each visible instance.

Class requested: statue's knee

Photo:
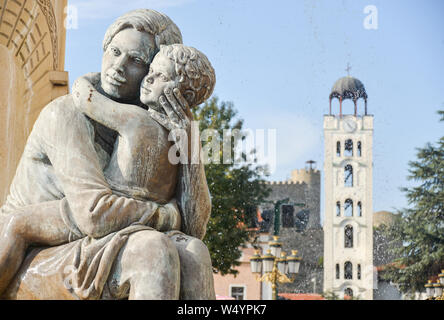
[188,238,210,260]
[174,236,211,266]
[127,231,179,265]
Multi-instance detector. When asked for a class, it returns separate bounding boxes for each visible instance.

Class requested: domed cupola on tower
[329,76,368,117]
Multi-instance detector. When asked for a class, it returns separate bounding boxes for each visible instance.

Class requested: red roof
[216,295,235,300]
[376,262,406,272]
[278,293,325,300]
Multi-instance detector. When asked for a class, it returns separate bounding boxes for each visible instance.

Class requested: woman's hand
[148,87,194,161]
[148,87,193,132]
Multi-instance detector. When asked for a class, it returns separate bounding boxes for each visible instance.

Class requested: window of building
[344,225,353,248]
[357,264,361,280]
[344,139,353,157]
[336,141,341,157]
[344,288,354,298]
[336,264,340,279]
[344,262,353,280]
[344,165,353,187]
[357,141,362,157]
[336,202,341,217]
[281,205,294,228]
[295,209,309,232]
[230,286,245,300]
[259,210,273,233]
[344,199,353,217]
[357,202,362,217]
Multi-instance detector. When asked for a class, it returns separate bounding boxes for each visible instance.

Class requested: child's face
[140,53,176,106]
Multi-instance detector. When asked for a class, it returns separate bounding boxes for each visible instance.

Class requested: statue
[0,9,215,300]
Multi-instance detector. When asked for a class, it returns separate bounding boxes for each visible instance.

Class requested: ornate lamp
[425,271,444,301]
[269,236,282,258]
[277,252,288,275]
[261,250,275,274]
[433,281,442,299]
[250,250,262,274]
[250,236,302,300]
[287,250,302,275]
[425,280,434,299]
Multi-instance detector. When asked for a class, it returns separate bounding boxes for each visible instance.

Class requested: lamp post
[271,198,304,236]
[424,270,444,300]
[250,235,302,300]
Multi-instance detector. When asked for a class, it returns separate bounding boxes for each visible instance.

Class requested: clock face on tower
[343,119,357,133]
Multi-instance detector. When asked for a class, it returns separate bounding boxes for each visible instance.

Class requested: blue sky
[65,0,444,218]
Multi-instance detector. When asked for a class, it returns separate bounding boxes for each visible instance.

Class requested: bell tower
[323,76,374,300]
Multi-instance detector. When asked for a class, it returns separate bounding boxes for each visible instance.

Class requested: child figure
[72,43,215,212]
[0,44,215,295]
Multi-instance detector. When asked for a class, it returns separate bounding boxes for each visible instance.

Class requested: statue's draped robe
[0,89,210,299]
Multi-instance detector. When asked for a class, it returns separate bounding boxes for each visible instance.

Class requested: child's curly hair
[159,44,216,108]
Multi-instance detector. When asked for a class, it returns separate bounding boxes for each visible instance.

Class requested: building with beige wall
[213,246,263,300]
[0,0,69,204]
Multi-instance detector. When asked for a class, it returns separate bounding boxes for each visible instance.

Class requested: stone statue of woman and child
[0,9,217,300]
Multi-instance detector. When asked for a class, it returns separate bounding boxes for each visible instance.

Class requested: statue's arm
[149,87,212,239]
[36,99,172,239]
[176,142,212,240]
[72,74,149,133]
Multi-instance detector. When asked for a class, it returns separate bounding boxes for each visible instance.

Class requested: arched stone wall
[0,0,68,204]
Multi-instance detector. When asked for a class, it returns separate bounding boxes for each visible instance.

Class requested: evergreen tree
[383,110,444,293]
[193,97,270,275]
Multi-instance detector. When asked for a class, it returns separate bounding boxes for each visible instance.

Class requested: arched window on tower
[357,141,362,157]
[344,139,353,157]
[344,199,353,217]
[344,165,353,187]
[357,264,361,280]
[344,262,353,280]
[344,225,353,248]
[357,202,362,217]
[336,202,341,217]
[336,141,341,157]
[336,264,340,279]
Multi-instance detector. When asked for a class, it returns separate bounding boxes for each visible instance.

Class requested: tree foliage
[382,110,444,293]
[193,97,270,275]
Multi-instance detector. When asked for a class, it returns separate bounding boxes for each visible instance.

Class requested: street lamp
[270,199,305,236]
[433,282,442,299]
[269,235,282,257]
[287,250,302,274]
[425,280,434,300]
[250,236,302,300]
[424,271,444,300]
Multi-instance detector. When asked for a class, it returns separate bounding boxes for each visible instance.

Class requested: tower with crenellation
[257,161,323,296]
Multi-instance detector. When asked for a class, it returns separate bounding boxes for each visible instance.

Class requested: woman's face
[140,53,176,107]
[101,28,153,101]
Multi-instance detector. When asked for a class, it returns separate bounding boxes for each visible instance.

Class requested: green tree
[193,97,270,275]
[383,110,444,293]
